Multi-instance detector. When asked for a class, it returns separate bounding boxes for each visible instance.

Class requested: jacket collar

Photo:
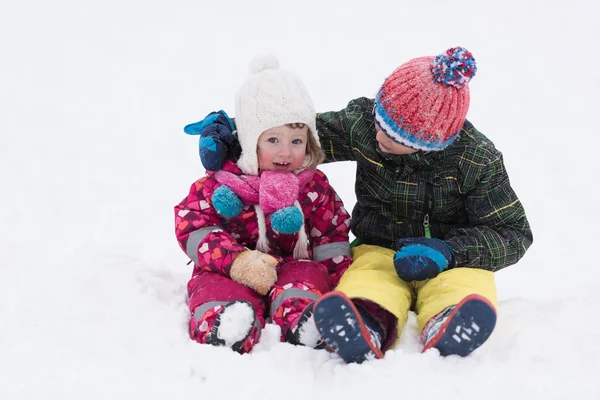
[376,146,443,170]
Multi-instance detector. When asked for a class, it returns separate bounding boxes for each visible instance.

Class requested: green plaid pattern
[316,97,533,271]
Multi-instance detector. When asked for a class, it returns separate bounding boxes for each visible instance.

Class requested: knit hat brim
[374,98,459,152]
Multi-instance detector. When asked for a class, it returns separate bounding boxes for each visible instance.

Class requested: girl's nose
[277,144,292,156]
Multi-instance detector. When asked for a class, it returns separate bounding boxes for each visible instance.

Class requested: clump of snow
[217,302,254,346]
[297,317,321,348]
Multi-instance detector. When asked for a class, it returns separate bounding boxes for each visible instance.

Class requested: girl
[174,56,352,354]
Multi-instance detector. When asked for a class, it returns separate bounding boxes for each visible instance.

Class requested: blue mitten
[393,238,456,282]
[184,110,235,171]
[212,185,243,218]
[270,206,303,234]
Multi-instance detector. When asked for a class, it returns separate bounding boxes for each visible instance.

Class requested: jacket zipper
[423,184,432,238]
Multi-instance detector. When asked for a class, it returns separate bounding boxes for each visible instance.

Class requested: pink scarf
[214,169,315,214]
[213,168,315,259]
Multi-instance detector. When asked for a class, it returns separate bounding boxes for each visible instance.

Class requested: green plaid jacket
[316,97,533,271]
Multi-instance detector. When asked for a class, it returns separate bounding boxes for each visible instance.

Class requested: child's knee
[437,268,497,306]
[275,260,331,292]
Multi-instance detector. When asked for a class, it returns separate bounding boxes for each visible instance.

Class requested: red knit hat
[374,47,477,151]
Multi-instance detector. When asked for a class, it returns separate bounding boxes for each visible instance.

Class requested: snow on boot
[421,294,496,357]
[286,302,325,349]
[313,291,384,363]
[195,300,261,354]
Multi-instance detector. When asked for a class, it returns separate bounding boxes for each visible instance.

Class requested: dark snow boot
[286,302,326,349]
[313,291,384,363]
[194,299,261,354]
[421,294,496,357]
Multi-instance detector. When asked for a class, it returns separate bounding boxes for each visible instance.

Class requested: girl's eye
[292,139,303,145]
[267,137,278,143]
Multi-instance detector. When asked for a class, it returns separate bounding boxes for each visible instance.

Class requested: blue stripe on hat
[374,96,458,152]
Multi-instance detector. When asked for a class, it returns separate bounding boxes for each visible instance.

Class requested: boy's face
[375,124,418,155]
[257,124,308,172]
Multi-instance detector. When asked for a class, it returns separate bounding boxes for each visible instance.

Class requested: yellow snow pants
[335,244,498,346]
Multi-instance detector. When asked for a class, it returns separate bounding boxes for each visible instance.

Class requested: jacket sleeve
[174,177,247,276]
[316,97,375,163]
[304,171,353,287]
[444,152,533,271]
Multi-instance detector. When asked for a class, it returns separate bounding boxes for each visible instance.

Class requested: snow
[216,301,255,346]
[297,322,320,349]
[1,0,599,399]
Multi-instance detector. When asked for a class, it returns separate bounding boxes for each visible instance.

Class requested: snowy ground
[1,1,599,399]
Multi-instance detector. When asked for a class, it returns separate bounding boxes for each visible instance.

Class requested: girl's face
[375,124,418,155]
[257,124,308,172]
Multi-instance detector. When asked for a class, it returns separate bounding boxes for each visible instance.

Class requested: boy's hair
[286,123,324,169]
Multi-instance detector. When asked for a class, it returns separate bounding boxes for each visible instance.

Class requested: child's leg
[188,271,266,354]
[313,245,413,363]
[269,260,330,347]
[415,268,497,356]
[352,298,399,351]
[336,244,413,348]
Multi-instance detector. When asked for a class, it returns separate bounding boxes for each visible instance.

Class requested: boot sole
[422,294,496,357]
[313,291,384,363]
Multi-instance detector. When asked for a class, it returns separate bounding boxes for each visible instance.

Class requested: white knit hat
[235,55,319,175]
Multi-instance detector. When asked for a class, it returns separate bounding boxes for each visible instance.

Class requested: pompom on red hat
[374,47,477,152]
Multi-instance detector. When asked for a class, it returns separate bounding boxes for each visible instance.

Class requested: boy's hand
[184,110,235,171]
[393,238,456,281]
[230,250,278,295]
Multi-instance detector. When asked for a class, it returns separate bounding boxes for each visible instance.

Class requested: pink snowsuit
[175,161,352,346]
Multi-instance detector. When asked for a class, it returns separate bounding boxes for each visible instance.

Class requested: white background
[1,0,599,399]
